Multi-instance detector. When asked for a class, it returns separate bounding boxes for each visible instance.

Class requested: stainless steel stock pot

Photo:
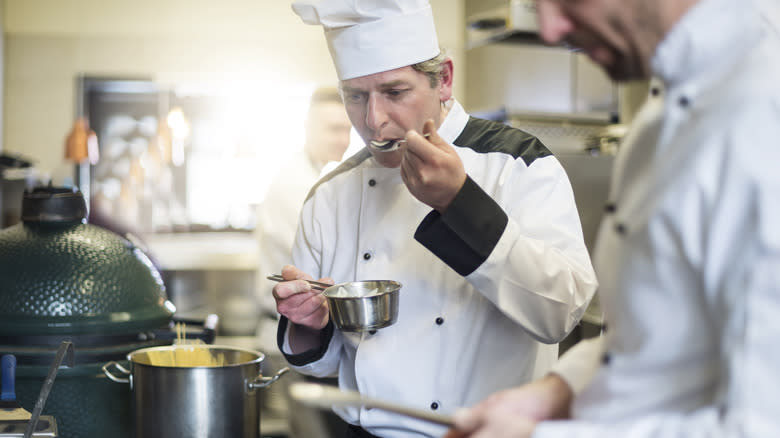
[103,344,288,438]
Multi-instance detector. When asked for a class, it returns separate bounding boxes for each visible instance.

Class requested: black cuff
[276,317,335,366]
[414,176,507,276]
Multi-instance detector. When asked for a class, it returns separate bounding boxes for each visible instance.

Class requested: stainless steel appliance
[466,0,540,48]
[464,0,619,124]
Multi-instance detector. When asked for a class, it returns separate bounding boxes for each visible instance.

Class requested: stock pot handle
[248,367,290,390]
[102,361,131,384]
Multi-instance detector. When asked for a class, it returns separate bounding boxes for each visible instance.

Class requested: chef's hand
[442,374,573,438]
[272,265,333,352]
[443,415,536,438]
[401,119,467,212]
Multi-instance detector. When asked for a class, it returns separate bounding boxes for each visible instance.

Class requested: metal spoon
[368,133,431,152]
[266,274,331,291]
[289,382,454,427]
[24,341,74,438]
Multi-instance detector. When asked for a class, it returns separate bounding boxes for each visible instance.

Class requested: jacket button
[651,87,661,97]
[602,353,612,365]
[368,179,376,187]
[604,203,616,213]
[435,317,444,325]
[430,401,440,410]
[363,252,372,260]
[368,330,377,335]
[679,96,690,107]
[615,223,627,235]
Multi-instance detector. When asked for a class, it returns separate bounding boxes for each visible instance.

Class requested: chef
[254,86,353,436]
[256,86,352,352]
[271,0,598,437]
[445,0,780,437]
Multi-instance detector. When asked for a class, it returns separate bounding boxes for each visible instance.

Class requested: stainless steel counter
[142,232,258,271]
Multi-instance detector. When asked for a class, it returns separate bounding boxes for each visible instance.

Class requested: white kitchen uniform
[279,100,598,437]
[537,0,780,436]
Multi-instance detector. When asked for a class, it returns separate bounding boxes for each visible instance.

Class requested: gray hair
[411,51,448,88]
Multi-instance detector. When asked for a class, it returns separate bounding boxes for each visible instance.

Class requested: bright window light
[183,81,316,229]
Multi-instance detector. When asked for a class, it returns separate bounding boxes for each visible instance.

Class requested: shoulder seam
[304,148,373,203]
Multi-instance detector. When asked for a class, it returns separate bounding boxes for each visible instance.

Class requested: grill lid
[0,186,175,335]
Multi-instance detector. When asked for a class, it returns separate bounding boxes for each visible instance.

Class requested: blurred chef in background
[254,86,352,438]
[446,0,780,437]
[271,0,598,437]
[255,86,352,350]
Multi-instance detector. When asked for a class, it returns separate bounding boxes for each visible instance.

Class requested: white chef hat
[291,0,440,80]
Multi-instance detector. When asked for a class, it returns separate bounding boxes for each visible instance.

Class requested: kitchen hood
[466,0,547,49]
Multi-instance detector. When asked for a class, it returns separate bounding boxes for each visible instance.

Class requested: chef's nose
[365,94,388,134]
[536,0,574,45]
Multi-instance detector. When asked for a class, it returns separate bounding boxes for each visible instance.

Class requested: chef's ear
[438,58,454,103]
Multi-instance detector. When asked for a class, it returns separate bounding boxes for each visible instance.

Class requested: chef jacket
[537,0,780,436]
[278,99,598,437]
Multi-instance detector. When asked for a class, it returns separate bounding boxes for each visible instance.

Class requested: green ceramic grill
[0,186,177,438]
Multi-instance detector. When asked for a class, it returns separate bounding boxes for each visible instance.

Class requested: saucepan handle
[248,366,290,390]
[102,361,131,384]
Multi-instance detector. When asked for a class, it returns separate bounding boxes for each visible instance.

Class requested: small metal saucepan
[323,280,402,332]
[267,276,402,332]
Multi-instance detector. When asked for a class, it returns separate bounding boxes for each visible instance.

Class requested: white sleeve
[549,336,603,395]
[469,157,599,342]
[415,155,598,343]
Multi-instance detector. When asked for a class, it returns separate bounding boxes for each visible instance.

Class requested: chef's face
[535,0,663,81]
[340,60,453,168]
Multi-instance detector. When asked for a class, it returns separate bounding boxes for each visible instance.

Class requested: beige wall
[2,0,464,183]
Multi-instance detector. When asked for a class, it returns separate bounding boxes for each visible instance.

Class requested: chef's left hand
[401,119,466,212]
[442,415,536,438]
[442,374,573,438]
[443,393,538,438]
